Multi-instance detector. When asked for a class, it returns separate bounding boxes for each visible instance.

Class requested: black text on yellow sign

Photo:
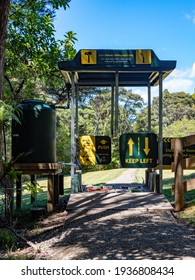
[79,136,111,165]
[79,136,96,165]
[136,50,152,64]
[81,50,97,64]
[120,133,158,168]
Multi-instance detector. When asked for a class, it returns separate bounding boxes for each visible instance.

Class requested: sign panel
[79,136,111,165]
[96,136,111,164]
[136,50,152,64]
[80,49,153,66]
[79,136,96,165]
[119,133,158,168]
[162,137,195,169]
[81,50,97,64]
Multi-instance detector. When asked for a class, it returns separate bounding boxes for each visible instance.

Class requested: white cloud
[164,63,195,93]
[171,63,195,78]
[184,10,195,24]
[133,88,148,103]
[163,78,194,92]
[132,63,195,103]
[190,62,195,78]
[133,87,159,103]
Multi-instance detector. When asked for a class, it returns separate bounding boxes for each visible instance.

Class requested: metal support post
[111,86,114,137]
[147,84,151,132]
[115,72,119,136]
[158,72,163,193]
[70,72,75,193]
[75,84,79,136]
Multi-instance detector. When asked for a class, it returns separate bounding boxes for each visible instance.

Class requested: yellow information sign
[136,50,152,64]
[79,136,96,165]
[79,135,111,165]
[81,50,97,64]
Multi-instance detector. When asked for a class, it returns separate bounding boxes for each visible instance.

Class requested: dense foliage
[5,0,76,104]
[1,1,195,168]
[135,90,195,136]
[0,0,75,222]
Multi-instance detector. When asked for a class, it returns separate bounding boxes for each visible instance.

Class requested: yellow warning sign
[79,136,96,165]
[136,50,152,64]
[81,50,97,64]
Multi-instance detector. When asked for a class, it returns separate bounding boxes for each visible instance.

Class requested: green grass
[1,168,195,222]
[81,168,127,186]
[133,169,195,225]
[0,169,126,214]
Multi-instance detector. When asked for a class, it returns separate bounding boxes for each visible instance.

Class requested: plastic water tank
[12,100,56,163]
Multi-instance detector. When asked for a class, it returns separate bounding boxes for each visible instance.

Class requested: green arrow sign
[119,133,158,168]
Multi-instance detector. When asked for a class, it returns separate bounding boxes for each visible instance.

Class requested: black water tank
[12,100,56,163]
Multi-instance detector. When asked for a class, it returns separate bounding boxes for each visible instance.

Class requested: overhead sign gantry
[59,49,175,86]
[58,49,176,193]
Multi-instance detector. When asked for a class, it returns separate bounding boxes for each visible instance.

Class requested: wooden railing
[171,135,195,211]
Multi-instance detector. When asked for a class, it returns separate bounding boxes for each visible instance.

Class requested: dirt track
[1,169,195,260]
[15,208,195,260]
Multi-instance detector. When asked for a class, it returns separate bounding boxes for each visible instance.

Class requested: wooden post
[30,174,37,203]
[47,175,54,212]
[59,174,64,195]
[173,138,184,211]
[145,168,152,189]
[54,174,59,205]
[16,174,22,209]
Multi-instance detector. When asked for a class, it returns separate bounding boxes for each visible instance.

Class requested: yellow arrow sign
[143,137,150,155]
[128,138,134,156]
[100,139,107,145]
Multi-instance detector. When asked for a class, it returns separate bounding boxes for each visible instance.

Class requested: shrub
[0,228,17,249]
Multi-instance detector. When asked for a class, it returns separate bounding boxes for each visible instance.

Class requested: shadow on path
[44,209,195,260]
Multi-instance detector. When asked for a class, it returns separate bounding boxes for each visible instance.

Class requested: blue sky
[54,0,195,101]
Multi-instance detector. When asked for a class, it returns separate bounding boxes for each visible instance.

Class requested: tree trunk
[0,0,10,174]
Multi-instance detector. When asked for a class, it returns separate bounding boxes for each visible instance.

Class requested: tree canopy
[1,0,195,170]
[0,0,77,167]
[135,90,195,136]
[5,0,76,104]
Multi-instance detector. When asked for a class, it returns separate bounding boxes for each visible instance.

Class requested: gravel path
[32,168,195,260]
[33,209,195,260]
[106,169,137,184]
[3,169,195,260]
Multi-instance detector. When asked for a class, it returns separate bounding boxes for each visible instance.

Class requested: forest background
[0,0,195,177]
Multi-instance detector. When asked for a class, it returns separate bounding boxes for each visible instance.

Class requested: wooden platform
[66,191,173,211]
[14,162,64,212]
[14,162,63,174]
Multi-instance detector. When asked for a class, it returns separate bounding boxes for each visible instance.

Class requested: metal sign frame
[58,49,176,193]
[119,133,158,168]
